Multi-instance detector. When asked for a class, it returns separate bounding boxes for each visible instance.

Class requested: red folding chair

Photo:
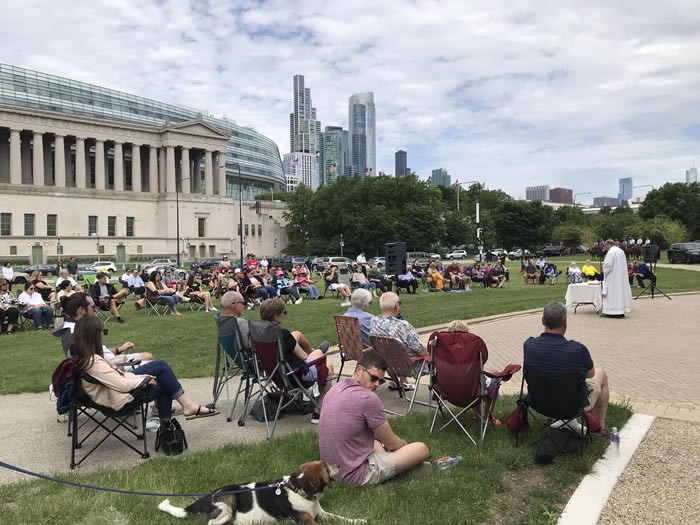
[334,314,371,380]
[427,331,520,444]
[369,335,430,416]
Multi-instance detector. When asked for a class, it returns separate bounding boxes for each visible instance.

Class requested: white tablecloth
[565,282,602,312]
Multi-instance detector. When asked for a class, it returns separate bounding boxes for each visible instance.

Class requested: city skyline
[3,1,698,202]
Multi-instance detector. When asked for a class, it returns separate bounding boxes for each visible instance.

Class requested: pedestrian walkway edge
[557,413,655,525]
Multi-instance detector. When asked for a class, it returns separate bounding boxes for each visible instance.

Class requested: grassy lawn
[0,402,632,524]
[2,259,699,395]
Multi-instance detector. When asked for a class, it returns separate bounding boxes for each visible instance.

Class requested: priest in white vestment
[601,239,632,317]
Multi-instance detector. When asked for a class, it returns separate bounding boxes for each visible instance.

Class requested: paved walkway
[1,291,699,524]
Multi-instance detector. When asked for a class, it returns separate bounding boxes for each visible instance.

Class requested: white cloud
[2,0,699,201]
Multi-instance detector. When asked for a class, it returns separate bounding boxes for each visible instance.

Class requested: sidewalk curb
[557,413,656,525]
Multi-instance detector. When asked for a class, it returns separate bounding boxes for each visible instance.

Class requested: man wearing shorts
[523,301,610,431]
[319,351,431,486]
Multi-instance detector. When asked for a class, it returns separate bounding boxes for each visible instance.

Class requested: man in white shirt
[55,268,83,292]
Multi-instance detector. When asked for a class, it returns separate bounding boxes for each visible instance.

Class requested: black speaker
[642,245,657,264]
[385,242,407,275]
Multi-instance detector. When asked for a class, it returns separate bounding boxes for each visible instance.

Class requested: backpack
[155,418,188,456]
[51,358,79,415]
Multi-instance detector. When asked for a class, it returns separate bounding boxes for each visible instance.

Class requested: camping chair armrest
[288,354,327,375]
[411,354,431,364]
[483,363,521,382]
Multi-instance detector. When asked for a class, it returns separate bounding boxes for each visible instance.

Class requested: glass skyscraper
[618,177,633,204]
[348,92,375,178]
[320,126,349,185]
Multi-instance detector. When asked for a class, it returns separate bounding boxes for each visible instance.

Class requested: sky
[2,0,699,203]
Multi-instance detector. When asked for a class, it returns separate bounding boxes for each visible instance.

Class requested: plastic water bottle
[435,455,462,470]
[610,427,620,456]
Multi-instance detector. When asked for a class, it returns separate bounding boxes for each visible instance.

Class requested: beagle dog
[158,460,365,524]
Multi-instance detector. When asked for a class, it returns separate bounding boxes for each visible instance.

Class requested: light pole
[455,180,482,261]
[633,184,654,196]
[340,234,344,257]
[232,162,244,268]
[574,192,591,207]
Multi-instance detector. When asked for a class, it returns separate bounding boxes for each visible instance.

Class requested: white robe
[601,245,632,315]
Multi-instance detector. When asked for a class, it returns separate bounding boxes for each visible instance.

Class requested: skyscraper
[395,150,407,178]
[431,168,451,188]
[348,92,376,178]
[618,177,633,204]
[686,166,698,184]
[289,74,320,155]
[283,153,319,192]
[526,185,550,201]
[549,187,573,204]
[320,126,349,185]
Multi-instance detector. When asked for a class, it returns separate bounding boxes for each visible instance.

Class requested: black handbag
[155,418,188,455]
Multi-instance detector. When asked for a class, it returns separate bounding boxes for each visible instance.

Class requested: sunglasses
[361,365,386,385]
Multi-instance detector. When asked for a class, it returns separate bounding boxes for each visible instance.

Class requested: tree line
[267,176,698,256]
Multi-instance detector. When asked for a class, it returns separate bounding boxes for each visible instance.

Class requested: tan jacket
[81,355,147,411]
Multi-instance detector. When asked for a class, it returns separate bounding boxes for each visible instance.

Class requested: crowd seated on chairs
[56,268,84,293]
[57,279,77,301]
[426,262,445,291]
[351,265,378,296]
[367,264,393,293]
[542,263,560,285]
[184,273,217,311]
[323,264,352,305]
[444,261,471,290]
[128,268,146,298]
[0,278,19,335]
[522,260,539,284]
[395,267,418,295]
[241,267,276,300]
[145,271,181,316]
[90,272,128,323]
[271,269,303,304]
[18,281,54,330]
[489,262,507,288]
[567,262,583,284]
[581,260,602,281]
[293,265,322,300]
[30,271,56,303]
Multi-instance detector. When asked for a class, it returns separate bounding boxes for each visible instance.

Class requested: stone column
[95,139,106,190]
[75,137,86,188]
[131,144,141,193]
[217,152,227,196]
[181,147,190,194]
[9,129,21,185]
[159,147,166,193]
[32,132,44,186]
[114,142,124,191]
[166,145,176,193]
[148,146,157,192]
[54,135,66,188]
[204,150,213,195]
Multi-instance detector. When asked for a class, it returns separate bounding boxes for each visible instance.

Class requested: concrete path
[1,291,698,525]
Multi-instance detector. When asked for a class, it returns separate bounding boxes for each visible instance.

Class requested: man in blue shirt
[632,261,656,288]
[523,302,610,431]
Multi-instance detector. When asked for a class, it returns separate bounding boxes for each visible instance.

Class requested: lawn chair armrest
[411,354,431,364]
[483,363,521,382]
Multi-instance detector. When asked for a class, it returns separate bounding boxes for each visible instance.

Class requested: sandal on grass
[185,406,219,420]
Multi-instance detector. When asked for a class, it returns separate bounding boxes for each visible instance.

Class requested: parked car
[428,253,441,260]
[148,258,177,266]
[536,245,565,257]
[269,257,294,271]
[367,256,386,267]
[406,252,432,266]
[326,256,355,272]
[667,242,700,264]
[92,260,117,273]
[310,257,329,272]
[290,256,308,267]
[197,258,222,270]
[445,249,468,260]
[11,270,31,285]
[19,264,57,276]
[507,249,532,260]
[145,264,188,279]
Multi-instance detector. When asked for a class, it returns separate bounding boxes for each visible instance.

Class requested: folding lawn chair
[69,372,150,469]
[427,331,520,444]
[185,294,206,312]
[144,296,170,317]
[246,320,327,439]
[334,314,371,381]
[369,335,430,416]
[96,299,124,324]
[515,365,589,455]
[211,315,262,424]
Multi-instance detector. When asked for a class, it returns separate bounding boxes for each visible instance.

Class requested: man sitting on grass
[319,351,431,486]
[523,301,610,433]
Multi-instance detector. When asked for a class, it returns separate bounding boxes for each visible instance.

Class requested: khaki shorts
[361,452,395,486]
[584,378,601,412]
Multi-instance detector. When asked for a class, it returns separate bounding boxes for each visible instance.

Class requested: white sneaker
[181,296,191,302]
[341,301,351,307]
[295,297,303,304]
[146,417,161,432]
[208,307,218,312]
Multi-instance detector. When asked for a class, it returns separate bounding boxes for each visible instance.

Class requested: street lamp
[455,180,483,261]
[232,162,244,268]
[574,192,592,206]
[340,234,344,257]
[456,180,480,212]
[633,184,654,195]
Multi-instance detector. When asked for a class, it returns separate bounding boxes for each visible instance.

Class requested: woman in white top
[18,281,55,330]
[2,262,13,292]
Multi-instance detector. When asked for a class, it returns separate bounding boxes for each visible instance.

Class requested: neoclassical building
[0,63,289,264]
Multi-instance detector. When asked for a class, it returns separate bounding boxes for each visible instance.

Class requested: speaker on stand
[385,242,407,276]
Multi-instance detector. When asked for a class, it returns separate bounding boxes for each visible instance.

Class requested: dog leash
[0,460,284,498]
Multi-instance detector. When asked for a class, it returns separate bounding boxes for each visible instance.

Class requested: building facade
[430,168,451,188]
[549,187,573,204]
[289,74,320,155]
[618,177,633,204]
[282,153,319,192]
[593,196,621,207]
[686,166,698,184]
[348,92,376,178]
[0,63,288,264]
[395,150,407,178]
[320,126,349,185]
[525,185,550,202]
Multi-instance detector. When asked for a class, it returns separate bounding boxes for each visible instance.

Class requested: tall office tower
[430,168,451,188]
[618,177,633,204]
[320,126,350,185]
[395,150,407,178]
[282,153,319,192]
[348,92,376,178]
[549,187,573,204]
[686,166,698,184]
[526,185,550,201]
[289,74,321,155]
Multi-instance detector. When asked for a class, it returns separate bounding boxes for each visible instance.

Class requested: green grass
[0,400,632,524]
[2,262,700,395]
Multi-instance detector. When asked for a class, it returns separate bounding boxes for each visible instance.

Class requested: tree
[639,182,700,240]
[282,184,315,254]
